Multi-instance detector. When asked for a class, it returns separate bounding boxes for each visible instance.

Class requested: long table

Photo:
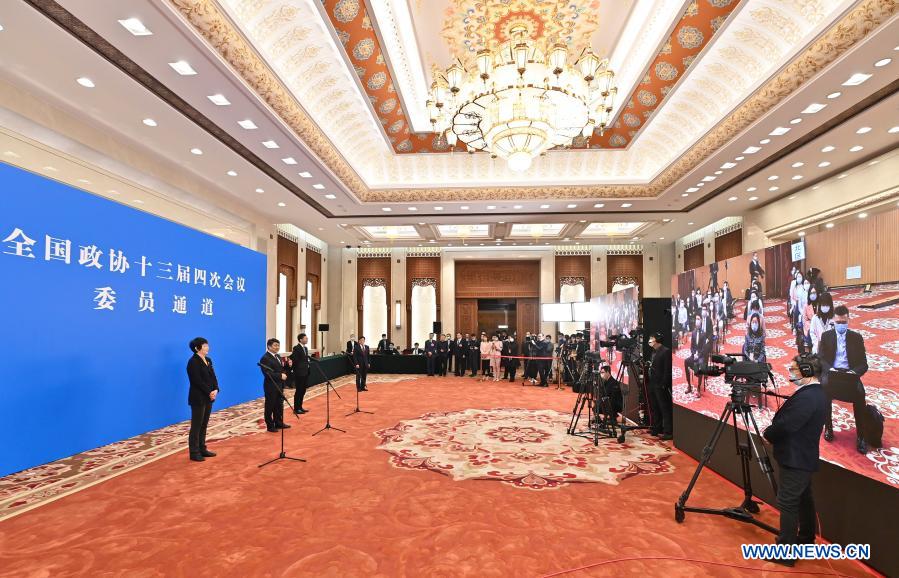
[369,354,428,374]
[307,354,353,386]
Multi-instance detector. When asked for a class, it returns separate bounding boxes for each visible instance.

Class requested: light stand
[345,357,374,418]
[256,363,306,468]
[310,357,345,436]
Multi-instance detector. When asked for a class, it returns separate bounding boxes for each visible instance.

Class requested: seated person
[597,365,623,423]
[410,342,424,355]
[818,305,869,453]
[384,342,399,355]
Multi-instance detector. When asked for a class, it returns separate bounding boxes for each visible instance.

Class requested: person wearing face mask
[743,291,764,323]
[700,305,713,337]
[677,298,689,344]
[817,305,869,453]
[793,274,808,355]
[684,315,711,396]
[762,355,828,566]
[808,292,834,355]
[708,261,719,292]
[749,251,765,282]
[722,281,734,319]
[647,332,673,439]
[801,287,819,353]
[742,313,767,364]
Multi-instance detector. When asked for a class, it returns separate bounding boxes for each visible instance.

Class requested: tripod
[256,363,306,468]
[674,383,778,534]
[568,366,618,446]
[346,355,374,418]
[310,357,346,436]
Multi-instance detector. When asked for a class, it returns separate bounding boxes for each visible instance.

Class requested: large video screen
[671,241,898,486]
[0,162,266,476]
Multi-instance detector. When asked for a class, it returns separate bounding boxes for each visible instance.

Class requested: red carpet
[0,376,877,577]
[673,285,899,486]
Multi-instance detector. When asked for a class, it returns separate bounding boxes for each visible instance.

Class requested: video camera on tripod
[697,353,773,390]
[598,327,643,353]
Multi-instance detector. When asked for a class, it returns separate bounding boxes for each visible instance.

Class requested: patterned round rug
[374,408,675,490]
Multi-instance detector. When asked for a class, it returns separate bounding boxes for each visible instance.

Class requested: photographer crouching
[762,354,829,566]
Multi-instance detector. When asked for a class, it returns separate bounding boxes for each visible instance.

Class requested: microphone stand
[310,356,346,436]
[346,352,374,417]
[256,363,306,468]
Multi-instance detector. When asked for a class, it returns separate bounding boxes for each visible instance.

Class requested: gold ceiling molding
[765,186,899,238]
[169,0,896,203]
[168,0,371,200]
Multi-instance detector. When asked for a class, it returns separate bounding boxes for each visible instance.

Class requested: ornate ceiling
[169,0,896,202]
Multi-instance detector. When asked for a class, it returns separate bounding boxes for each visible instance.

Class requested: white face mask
[821,305,831,313]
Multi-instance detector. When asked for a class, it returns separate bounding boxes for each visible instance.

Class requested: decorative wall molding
[357,247,392,258]
[607,246,644,256]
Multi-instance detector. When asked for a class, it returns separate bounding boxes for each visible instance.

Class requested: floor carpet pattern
[0,376,876,577]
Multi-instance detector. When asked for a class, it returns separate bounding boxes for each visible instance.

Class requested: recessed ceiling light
[714,170,723,175]
[318,227,324,231]
[168,60,197,76]
[435,206,444,211]
[888,126,899,134]
[594,203,605,208]
[748,196,759,201]
[659,237,665,240]
[42,166,58,172]
[540,204,550,209]
[566,204,577,208]
[312,183,325,189]
[767,175,779,181]
[821,145,835,152]
[282,157,297,165]
[117,17,153,35]
[858,212,868,219]
[746,186,757,192]
[768,186,779,191]
[789,118,802,125]
[298,171,311,178]
[827,91,841,99]
[696,183,705,187]
[190,148,202,155]
[688,222,694,225]
[849,145,863,152]
[802,103,826,114]
[868,160,879,166]
[702,176,716,182]
[842,72,872,86]
[789,195,797,199]
[498,221,505,224]
[486,205,496,210]
[77,178,91,184]
[262,140,279,149]
[735,156,745,161]
[791,162,804,168]
[720,162,736,169]
[207,94,230,106]
[325,194,337,199]
[514,205,524,209]
[142,118,157,127]
[686,187,699,193]
[255,188,264,193]
[743,146,761,154]
[768,127,790,136]
[825,222,834,228]
[132,199,144,204]
[818,161,831,167]
[407,207,418,211]
[382,207,392,212]
[460,206,469,210]
[238,119,257,130]
[277,202,286,207]
[662,218,671,223]
[621,203,632,208]
[681,193,689,197]
[798,231,806,237]
[76,77,95,88]
[728,196,738,201]
[226,170,237,176]
[792,175,803,180]
[837,173,848,179]
[579,219,587,223]
[759,139,771,145]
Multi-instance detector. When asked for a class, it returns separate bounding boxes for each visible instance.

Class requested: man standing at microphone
[259,338,291,433]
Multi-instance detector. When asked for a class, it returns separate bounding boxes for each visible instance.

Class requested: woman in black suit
[186,337,219,462]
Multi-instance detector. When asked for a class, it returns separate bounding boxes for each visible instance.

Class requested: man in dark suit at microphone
[259,338,291,432]
[289,333,311,415]
[353,336,371,391]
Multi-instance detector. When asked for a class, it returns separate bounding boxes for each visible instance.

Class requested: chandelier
[426,25,617,172]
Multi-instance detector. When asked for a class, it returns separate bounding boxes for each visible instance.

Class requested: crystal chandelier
[427,26,617,172]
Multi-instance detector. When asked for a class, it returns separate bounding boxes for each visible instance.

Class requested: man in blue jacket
[763,354,829,566]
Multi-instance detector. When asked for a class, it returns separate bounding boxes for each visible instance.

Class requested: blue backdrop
[0,162,266,476]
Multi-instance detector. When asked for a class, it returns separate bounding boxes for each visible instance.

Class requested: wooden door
[516,298,538,336]
[455,299,478,336]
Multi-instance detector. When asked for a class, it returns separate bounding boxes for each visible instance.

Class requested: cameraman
[598,364,623,422]
[648,332,672,440]
[763,355,828,565]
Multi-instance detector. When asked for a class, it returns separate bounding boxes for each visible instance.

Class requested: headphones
[796,354,816,378]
